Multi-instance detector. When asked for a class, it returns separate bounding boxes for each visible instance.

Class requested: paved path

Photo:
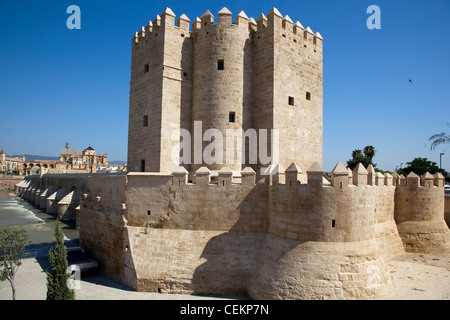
[0,255,241,300]
[1,251,449,300]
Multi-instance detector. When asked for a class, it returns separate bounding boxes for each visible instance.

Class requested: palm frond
[429,133,450,150]
[428,133,447,141]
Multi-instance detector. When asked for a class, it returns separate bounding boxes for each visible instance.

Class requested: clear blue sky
[0,0,449,172]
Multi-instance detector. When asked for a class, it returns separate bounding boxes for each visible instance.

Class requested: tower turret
[191,7,252,173]
[127,7,193,173]
[395,171,450,253]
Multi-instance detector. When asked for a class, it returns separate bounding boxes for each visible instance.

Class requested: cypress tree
[46,221,74,300]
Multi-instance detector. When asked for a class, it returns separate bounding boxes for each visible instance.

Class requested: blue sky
[0,0,449,172]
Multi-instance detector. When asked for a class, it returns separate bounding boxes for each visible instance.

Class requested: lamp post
[440,153,445,169]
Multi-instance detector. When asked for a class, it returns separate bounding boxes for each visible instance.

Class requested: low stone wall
[0,175,23,190]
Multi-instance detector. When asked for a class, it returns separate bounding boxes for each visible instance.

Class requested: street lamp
[440,153,445,169]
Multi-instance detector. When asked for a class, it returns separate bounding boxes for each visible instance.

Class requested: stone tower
[127,7,323,176]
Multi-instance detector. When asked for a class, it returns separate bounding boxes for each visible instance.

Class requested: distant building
[0,148,25,174]
[59,142,108,172]
[3,142,110,175]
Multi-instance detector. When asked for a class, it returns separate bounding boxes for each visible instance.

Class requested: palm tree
[347,146,378,170]
[363,145,376,162]
[429,123,450,151]
[352,149,363,160]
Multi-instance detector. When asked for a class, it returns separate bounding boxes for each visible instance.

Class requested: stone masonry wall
[125,227,265,294]
[394,173,450,253]
[128,12,166,172]
[191,10,251,172]
[0,175,23,190]
[79,162,402,299]
[78,175,127,284]
[270,9,323,171]
[124,172,268,232]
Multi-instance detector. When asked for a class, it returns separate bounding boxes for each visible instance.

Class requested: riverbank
[0,189,79,258]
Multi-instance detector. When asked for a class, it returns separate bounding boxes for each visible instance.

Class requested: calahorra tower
[127,7,323,178]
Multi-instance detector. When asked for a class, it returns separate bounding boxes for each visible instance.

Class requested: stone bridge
[15,173,125,222]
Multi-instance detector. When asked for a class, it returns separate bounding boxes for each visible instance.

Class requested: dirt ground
[1,252,448,300]
[371,253,450,300]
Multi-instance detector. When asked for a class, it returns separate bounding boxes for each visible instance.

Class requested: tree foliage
[46,221,74,300]
[347,145,377,170]
[0,226,30,300]
[397,157,448,181]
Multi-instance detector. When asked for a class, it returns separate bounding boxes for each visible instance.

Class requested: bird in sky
[409,78,413,83]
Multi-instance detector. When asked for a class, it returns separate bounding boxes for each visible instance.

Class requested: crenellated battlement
[131,7,323,49]
[167,161,401,191]
[97,161,396,251]
[393,171,445,188]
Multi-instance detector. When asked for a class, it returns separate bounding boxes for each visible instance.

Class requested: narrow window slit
[218,59,224,70]
[288,96,294,106]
